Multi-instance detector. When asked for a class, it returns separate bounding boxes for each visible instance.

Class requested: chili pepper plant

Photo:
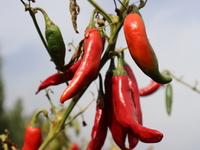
[18,0,177,149]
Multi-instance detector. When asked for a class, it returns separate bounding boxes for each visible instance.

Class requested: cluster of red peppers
[85,51,164,150]
[21,0,172,149]
[80,4,170,149]
[35,4,171,100]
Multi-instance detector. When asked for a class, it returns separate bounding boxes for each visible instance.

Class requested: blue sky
[1,0,200,149]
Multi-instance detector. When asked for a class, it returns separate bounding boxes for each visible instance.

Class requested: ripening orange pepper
[123,5,172,84]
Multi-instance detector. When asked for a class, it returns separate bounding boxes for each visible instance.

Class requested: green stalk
[45,89,57,115]
[33,7,54,28]
[109,0,129,42]
[65,99,94,125]
[86,9,96,29]
[87,0,112,23]
[20,1,48,51]
[163,70,200,94]
[113,51,127,76]
[30,109,48,127]
[119,0,129,13]
[38,85,87,150]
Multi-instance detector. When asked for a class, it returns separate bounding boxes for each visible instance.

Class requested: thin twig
[45,89,57,115]
[65,98,94,125]
[163,70,200,94]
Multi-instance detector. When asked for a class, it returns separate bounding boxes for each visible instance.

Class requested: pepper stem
[34,7,54,28]
[127,4,141,15]
[106,58,116,76]
[87,9,96,29]
[121,50,128,66]
[20,1,48,52]
[113,52,127,76]
[30,109,48,127]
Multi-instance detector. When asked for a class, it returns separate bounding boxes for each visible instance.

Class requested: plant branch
[20,1,48,51]
[87,0,112,23]
[163,70,200,94]
[38,84,88,150]
[45,89,57,115]
[65,98,94,125]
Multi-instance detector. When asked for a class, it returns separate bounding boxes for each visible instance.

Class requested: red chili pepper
[127,134,139,149]
[112,54,163,143]
[121,52,140,149]
[86,75,107,150]
[60,28,102,102]
[35,59,82,94]
[22,109,47,150]
[122,52,142,126]
[86,96,107,150]
[123,5,172,84]
[71,143,80,150]
[139,80,162,96]
[104,59,129,150]
[22,126,42,150]
[60,12,103,103]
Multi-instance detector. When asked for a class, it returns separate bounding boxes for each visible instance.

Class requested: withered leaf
[69,0,80,33]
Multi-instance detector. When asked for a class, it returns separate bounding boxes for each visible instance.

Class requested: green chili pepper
[34,7,66,71]
[165,83,173,115]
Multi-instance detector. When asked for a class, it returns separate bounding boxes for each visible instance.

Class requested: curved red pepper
[104,60,129,150]
[86,75,107,150]
[35,59,82,94]
[139,80,162,96]
[122,54,142,125]
[123,5,172,84]
[127,134,138,149]
[122,56,140,149]
[60,28,102,103]
[112,55,163,143]
[71,143,80,150]
[86,96,107,150]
